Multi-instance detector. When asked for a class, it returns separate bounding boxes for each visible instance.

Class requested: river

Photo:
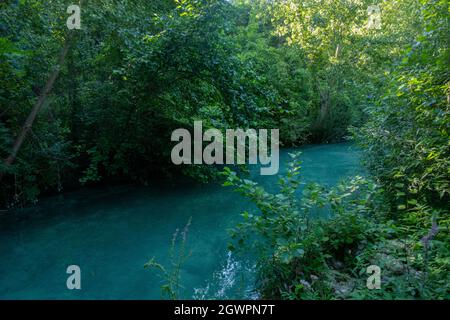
[0,143,362,299]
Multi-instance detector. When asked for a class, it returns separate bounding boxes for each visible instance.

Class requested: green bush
[224,151,448,299]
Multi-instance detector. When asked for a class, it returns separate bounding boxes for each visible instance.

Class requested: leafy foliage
[224,153,448,299]
[0,0,448,300]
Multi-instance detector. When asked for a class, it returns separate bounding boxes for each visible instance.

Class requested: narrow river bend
[0,143,362,299]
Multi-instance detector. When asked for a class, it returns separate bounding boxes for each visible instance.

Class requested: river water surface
[0,143,362,299]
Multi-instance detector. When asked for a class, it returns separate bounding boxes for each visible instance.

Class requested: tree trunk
[0,34,72,182]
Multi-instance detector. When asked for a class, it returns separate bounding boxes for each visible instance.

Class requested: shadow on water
[0,143,362,299]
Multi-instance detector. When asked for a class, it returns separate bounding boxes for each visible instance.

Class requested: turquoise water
[0,143,361,299]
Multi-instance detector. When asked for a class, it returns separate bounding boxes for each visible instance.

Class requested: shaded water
[0,143,362,299]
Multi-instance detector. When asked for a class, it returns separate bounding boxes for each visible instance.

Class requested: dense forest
[0,0,448,299]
